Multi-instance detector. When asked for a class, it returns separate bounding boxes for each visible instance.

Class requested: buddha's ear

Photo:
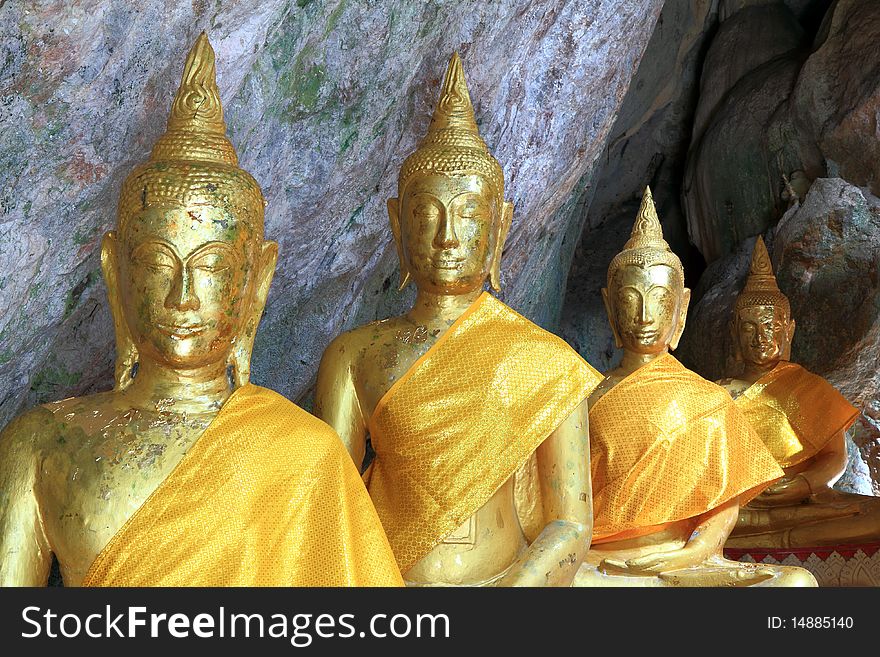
[783,316,796,361]
[602,287,623,349]
[387,198,411,291]
[489,200,513,292]
[231,240,278,388]
[670,287,691,351]
[101,231,139,391]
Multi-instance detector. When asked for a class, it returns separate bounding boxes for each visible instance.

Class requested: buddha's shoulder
[715,377,751,399]
[245,386,345,447]
[672,364,734,400]
[321,316,411,361]
[0,390,117,455]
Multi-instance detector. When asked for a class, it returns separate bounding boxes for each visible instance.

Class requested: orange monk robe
[366,292,603,572]
[734,361,859,469]
[83,384,403,587]
[589,353,784,544]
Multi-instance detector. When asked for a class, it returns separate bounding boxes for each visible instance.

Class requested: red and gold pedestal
[725,544,880,586]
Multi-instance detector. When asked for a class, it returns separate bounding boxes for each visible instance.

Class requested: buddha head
[388,53,513,295]
[101,34,277,390]
[603,188,690,355]
[731,237,794,369]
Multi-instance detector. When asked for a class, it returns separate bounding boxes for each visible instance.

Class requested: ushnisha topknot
[735,236,791,316]
[607,186,684,288]
[117,32,264,237]
[398,52,504,210]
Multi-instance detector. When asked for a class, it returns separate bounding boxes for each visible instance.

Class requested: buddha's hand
[599,545,709,576]
[752,475,812,507]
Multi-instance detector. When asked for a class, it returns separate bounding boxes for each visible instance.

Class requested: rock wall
[0,0,663,427]
[682,0,880,263]
[560,0,718,371]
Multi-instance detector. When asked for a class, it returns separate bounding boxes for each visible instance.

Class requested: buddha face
[604,263,689,354]
[115,204,258,370]
[390,172,510,294]
[735,304,794,367]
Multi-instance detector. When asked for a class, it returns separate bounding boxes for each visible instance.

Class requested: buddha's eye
[413,203,440,220]
[133,248,176,272]
[190,251,230,274]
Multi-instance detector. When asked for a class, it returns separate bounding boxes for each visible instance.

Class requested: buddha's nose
[165,266,201,311]
[432,211,459,250]
[637,297,652,324]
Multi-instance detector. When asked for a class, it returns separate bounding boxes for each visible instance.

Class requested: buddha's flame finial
[150,32,238,166]
[607,186,684,286]
[736,236,790,313]
[421,52,485,151]
[624,187,670,251]
[398,51,503,207]
[743,236,779,292]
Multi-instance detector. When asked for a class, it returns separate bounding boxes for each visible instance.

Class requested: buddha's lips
[632,329,659,340]
[157,323,207,338]
[432,256,465,269]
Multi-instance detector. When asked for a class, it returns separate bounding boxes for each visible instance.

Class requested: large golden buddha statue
[314,53,602,587]
[574,189,815,586]
[0,34,402,587]
[719,237,880,550]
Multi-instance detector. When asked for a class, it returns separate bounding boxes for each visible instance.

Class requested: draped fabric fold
[83,384,402,587]
[589,354,784,543]
[367,292,602,572]
[735,362,859,469]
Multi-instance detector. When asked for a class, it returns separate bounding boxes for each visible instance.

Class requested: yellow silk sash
[589,354,783,543]
[736,362,859,469]
[83,384,403,587]
[367,292,602,572]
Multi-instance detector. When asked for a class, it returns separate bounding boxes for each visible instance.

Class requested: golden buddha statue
[719,237,880,550]
[574,189,816,586]
[314,53,602,587]
[0,34,402,587]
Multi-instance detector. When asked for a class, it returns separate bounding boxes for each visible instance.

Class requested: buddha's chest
[35,420,207,585]
[355,335,438,417]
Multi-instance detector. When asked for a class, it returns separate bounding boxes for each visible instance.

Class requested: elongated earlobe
[602,287,623,349]
[670,287,691,351]
[489,201,513,291]
[783,318,796,361]
[230,240,278,387]
[387,197,411,291]
[101,232,139,391]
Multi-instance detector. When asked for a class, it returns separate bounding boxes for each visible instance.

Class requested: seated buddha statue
[719,237,880,550]
[573,189,816,586]
[0,34,402,587]
[314,53,602,587]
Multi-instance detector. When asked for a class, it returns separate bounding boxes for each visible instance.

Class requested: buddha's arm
[497,399,591,587]
[761,432,848,504]
[801,431,847,492]
[0,413,52,586]
[314,338,367,469]
[604,499,739,575]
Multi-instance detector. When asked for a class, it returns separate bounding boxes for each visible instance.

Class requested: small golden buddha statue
[719,237,880,549]
[0,34,402,587]
[574,189,816,586]
[314,53,602,587]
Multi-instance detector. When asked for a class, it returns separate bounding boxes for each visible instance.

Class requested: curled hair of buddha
[398,52,504,211]
[116,32,265,239]
[735,236,791,317]
[607,187,684,288]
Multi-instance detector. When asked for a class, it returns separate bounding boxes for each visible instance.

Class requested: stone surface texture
[560,0,717,372]
[792,0,880,195]
[678,178,880,494]
[682,0,880,263]
[0,1,664,427]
